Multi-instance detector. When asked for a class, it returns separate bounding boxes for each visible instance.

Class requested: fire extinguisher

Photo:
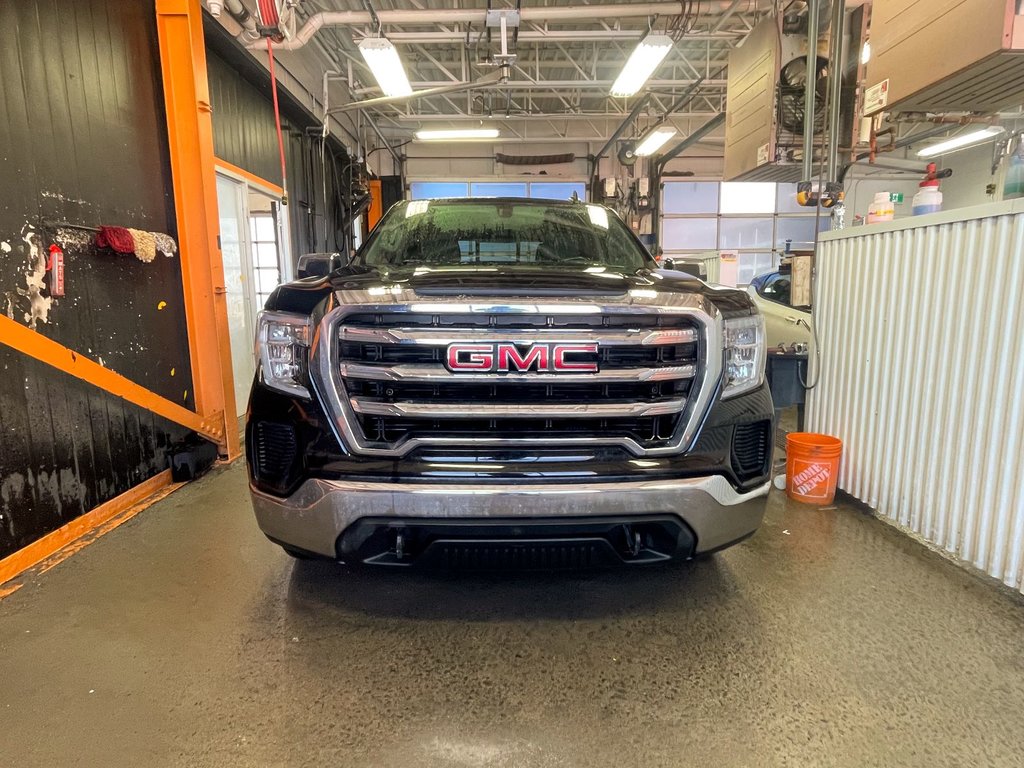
[48,244,65,297]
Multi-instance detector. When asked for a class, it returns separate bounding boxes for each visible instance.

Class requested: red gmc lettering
[446,342,599,373]
[497,343,548,372]
[447,344,493,370]
[553,343,599,372]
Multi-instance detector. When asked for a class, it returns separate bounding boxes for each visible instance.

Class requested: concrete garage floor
[2,462,1024,768]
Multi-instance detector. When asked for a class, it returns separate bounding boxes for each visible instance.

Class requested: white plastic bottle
[912,180,943,216]
[912,162,944,216]
[867,192,895,224]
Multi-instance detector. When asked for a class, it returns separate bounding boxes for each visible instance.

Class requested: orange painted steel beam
[0,315,224,444]
[156,0,240,459]
[0,470,175,588]
[214,157,285,197]
[367,179,383,230]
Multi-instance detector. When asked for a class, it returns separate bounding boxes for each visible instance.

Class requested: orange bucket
[786,433,843,505]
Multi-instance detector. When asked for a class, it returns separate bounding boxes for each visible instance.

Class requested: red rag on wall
[95,226,136,254]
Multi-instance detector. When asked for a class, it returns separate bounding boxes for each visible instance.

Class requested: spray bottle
[912,162,947,216]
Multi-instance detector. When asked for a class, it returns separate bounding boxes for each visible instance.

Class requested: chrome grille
[319,308,713,457]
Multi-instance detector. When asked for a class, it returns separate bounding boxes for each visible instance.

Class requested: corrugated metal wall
[807,202,1024,594]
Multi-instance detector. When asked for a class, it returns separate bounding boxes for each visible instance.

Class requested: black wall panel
[204,39,353,260]
[0,0,201,559]
[0,344,191,559]
[0,0,194,407]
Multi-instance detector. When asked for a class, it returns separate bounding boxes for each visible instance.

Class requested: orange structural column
[367,179,383,230]
[155,0,239,458]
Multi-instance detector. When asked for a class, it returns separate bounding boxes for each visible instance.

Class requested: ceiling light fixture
[414,128,501,141]
[357,37,413,97]
[633,126,678,156]
[916,126,1005,158]
[610,34,674,97]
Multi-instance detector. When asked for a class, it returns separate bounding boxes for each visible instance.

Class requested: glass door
[216,174,256,417]
[246,189,284,310]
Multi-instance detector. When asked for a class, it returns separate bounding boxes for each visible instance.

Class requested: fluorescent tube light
[414,128,501,141]
[610,35,674,97]
[357,37,413,97]
[633,126,678,156]
[916,126,1005,158]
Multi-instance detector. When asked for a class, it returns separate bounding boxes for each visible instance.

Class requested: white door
[216,174,256,417]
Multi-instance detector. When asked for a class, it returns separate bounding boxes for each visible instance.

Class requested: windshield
[360,199,655,273]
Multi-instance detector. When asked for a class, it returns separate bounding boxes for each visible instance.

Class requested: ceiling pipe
[591,94,652,169]
[801,0,823,180]
[825,0,846,181]
[248,2,775,50]
[217,0,260,43]
[838,125,952,183]
[654,112,727,174]
[368,30,745,44]
[350,79,728,94]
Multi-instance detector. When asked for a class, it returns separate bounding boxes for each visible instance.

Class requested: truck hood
[352,265,656,297]
[267,264,756,318]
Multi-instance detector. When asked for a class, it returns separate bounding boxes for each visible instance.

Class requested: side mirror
[296,252,343,279]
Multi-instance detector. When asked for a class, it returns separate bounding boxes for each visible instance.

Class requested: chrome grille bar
[339,326,697,346]
[349,398,688,419]
[340,362,697,383]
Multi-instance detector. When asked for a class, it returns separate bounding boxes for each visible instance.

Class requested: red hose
[266,38,288,203]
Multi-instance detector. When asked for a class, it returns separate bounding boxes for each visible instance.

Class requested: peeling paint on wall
[2,240,14,318]
[18,226,53,329]
[54,226,94,251]
[2,225,57,328]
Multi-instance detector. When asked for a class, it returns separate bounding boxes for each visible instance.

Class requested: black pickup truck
[247,198,773,568]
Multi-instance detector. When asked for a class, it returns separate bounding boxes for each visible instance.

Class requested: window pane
[720,182,776,214]
[776,183,818,214]
[775,216,824,250]
[529,182,586,200]
[737,252,776,285]
[256,268,280,294]
[662,182,719,214]
[661,217,718,250]
[255,242,279,268]
[251,215,276,242]
[720,217,774,249]
[471,182,529,198]
[410,182,469,199]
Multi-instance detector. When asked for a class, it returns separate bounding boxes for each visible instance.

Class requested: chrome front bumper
[250,476,771,559]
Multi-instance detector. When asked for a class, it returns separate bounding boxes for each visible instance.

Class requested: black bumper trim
[336,515,698,569]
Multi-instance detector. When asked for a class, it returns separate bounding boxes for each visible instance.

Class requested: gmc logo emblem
[445,342,599,373]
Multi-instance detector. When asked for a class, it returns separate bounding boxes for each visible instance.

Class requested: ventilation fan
[778,56,829,135]
[617,143,638,167]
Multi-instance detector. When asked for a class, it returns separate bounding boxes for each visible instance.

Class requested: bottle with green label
[1005,139,1024,200]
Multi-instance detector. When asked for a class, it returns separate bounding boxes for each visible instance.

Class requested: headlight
[722,314,766,399]
[256,311,312,398]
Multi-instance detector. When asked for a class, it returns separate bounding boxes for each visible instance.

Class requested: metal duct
[495,153,576,165]
[807,203,1024,595]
